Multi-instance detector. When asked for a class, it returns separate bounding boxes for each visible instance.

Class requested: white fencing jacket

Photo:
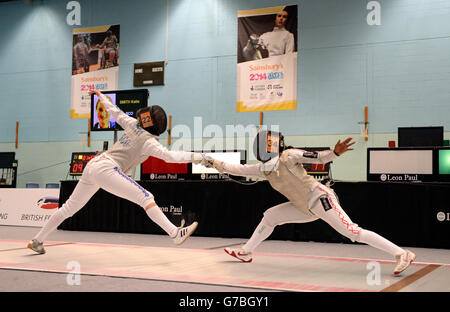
[214,148,337,216]
[98,93,200,173]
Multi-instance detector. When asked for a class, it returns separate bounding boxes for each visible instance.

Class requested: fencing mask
[253,130,285,162]
[136,106,167,136]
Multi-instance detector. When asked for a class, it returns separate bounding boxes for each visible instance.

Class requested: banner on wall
[237,5,298,112]
[70,25,120,119]
[0,189,59,227]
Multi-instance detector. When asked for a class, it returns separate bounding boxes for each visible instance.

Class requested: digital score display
[70,152,97,176]
[297,147,332,177]
[302,163,330,175]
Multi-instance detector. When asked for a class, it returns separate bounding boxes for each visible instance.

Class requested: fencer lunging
[202,130,416,275]
[28,89,202,254]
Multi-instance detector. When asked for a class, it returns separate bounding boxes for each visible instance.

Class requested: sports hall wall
[0,0,449,188]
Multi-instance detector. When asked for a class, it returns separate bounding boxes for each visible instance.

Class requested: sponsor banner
[70,67,118,118]
[147,173,233,181]
[159,204,183,217]
[237,5,298,112]
[0,189,59,227]
[148,173,182,181]
[71,25,120,119]
[199,173,231,180]
[373,173,434,183]
[159,203,185,226]
[237,54,297,112]
[379,173,422,182]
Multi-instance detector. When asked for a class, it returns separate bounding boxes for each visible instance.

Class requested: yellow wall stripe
[70,109,90,119]
[236,100,297,112]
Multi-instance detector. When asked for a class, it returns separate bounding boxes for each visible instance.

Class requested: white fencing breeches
[60,155,156,219]
[261,184,361,241]
[245,184,404,257]
[34,155,157,242]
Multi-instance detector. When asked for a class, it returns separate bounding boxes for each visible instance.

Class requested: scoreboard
[69,152,97,176]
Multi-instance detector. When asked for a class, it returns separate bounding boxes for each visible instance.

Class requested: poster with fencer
[236,5,298,112]
[70,24,120,119]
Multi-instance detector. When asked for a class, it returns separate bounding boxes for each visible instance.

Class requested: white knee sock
[242,219,274,253]
[146,205,178,238]
[33,210,67,243]
[359,229,404,257]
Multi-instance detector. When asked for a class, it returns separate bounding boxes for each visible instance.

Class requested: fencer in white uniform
[203,130,416,275]
[28,90,202,254]
[258,26,294,57]
[242,8,295,60]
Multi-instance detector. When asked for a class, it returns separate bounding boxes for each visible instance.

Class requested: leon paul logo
[380,174,419,182]
[437,211,450,222]
[160,205,182,216]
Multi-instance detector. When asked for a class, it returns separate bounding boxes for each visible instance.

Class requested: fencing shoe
[27,239,46,254]
[394,249,416,275]
[224,247,253,263]
[173,220,198,246]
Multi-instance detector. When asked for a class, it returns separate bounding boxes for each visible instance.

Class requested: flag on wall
[70,25,120,119]
[237,5,298,112]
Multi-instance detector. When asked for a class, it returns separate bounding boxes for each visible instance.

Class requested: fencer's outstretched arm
[286,137,355,165]
[207,159,266,179]
[333,138,355,156]
[89,90,202,164]
[144,139,202,164]
[285,149,336,165]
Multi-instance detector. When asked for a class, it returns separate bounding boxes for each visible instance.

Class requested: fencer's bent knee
[262,210,279,228]
[141,195,155,210]
[144,200,157,211]
[355,230,363,242]
[352,228,365,243]
[349,231,361,243]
